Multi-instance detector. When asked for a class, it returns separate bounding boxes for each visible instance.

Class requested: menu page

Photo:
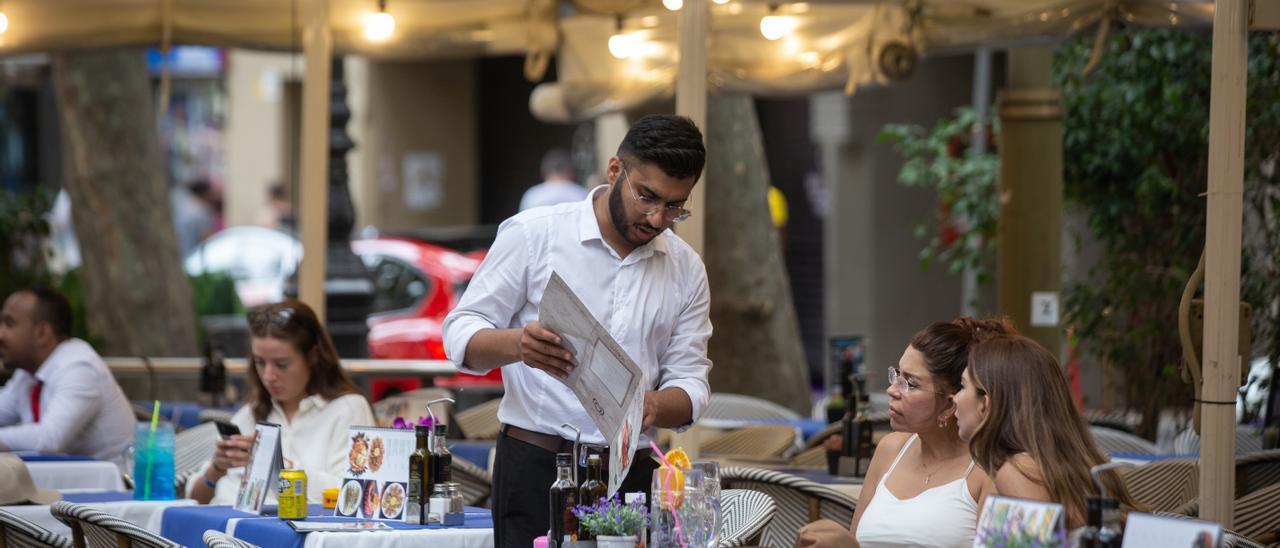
[234,422,282,514]
[334,426,415,521]
[973,496,1065,548]
[1121,513,1221,548]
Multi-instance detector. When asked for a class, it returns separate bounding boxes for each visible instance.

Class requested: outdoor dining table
[15,452,127,491]
[162,504,494,548]
[0,490,196,540]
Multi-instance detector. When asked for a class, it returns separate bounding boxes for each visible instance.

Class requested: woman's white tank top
[854,434,979,548]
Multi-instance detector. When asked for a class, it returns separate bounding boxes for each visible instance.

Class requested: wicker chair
[1232,482,1280,546]
[173,422,218,494]
[702,426,797,460]
[196,409,235,425]
[1089,426,1159,455]
[703,393,802,421]
[50,501,180,548]
[1120,458,1200,513]
[454,398,502,440]
[452,456,492,507]
[200,531,257,548]
[720,467,856,548]
[372,387,455,428]
[717,489,776,547]
[1173,428,1267,456]
[1234,449,1280,498]
[0,509,74,548]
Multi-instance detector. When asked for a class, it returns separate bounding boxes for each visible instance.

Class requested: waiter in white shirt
[444,115,713,547]
[0,288,133,462]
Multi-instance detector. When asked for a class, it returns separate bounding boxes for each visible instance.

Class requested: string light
[711,0,730,4]
[760,5,796,41]
[608,15,637,59]
[663,0,683,11]
[364,0,395,41]
[0,1,9,35]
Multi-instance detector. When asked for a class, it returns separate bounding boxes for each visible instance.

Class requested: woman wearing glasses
[796,318,1011,548]
[189,300,374,504]
[953,334,1138,529]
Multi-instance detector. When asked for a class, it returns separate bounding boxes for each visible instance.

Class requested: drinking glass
[693,460,722,546]
[129,421,176,500]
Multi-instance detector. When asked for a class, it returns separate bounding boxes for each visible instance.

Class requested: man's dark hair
[22,287,73,340]
[541,148,575,179]
[617,115,705,181]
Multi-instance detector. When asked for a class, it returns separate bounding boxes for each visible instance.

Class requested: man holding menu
[443,114,713,547]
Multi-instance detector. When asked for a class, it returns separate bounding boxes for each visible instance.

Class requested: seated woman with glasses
[953,334,1138,530]
[189,300,374,504]
[796,318,1012,548]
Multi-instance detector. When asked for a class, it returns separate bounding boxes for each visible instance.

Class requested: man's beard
[609,181,659,248]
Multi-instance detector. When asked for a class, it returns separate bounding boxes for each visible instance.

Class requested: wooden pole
[298,0,332,321]
[1199,0,1248,528]
[675,0,708,257]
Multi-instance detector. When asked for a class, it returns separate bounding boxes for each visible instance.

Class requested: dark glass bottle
[578,454,607,540]
[406,424,431,524]
[840,375,874,476]
[1078,496,1105,548]
[430,423,452,494]
[549,453,578,548]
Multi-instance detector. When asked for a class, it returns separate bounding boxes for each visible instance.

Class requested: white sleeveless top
[855,434,979,548]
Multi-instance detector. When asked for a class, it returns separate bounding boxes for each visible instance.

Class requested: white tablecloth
[2,497,196,540]
[224,518,493,548]
[26,461,126,491]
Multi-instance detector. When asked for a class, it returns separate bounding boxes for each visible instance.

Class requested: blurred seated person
[796,318,1009,548]
[518,147,588,212]
[189,300,373,504]
[0,288,133,463]
[953,334,1139,530]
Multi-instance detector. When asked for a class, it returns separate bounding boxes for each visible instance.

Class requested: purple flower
[391,415,436,430]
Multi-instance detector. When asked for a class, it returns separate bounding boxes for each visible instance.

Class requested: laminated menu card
[334,426,416,521]
[234,422,283,514]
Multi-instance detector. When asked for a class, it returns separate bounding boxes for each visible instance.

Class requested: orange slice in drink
[656,466,685,510]
[666,448,692,471]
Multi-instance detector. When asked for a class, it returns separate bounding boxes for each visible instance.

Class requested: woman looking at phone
[189,300,374,504]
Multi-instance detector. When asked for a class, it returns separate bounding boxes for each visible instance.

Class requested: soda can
[277,469,308,520]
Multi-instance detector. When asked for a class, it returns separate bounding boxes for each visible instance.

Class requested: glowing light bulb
[712,0,730,4]
[609,33,638,59]
[0,12,9,35]
[663,0,683,11]
[759,15,796,41]
[364,11,396,41]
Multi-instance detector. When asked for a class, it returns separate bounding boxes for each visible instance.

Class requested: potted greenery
[574,496,649,548]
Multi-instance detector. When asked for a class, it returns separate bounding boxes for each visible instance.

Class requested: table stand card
[973,496,1066,547]
[234,422,283,514]
[1121,512,1222,548]
[334,426,415,520]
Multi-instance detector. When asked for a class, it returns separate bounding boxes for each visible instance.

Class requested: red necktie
[30,381,42,422]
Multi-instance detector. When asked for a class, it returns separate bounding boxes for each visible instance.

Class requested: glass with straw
[131,401,176,500]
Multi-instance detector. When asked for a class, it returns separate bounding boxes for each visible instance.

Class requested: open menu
[234,422,283,514]
[334,426,416,521]
[539,272,645,497]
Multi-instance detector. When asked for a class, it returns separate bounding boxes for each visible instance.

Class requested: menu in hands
[539,272,645,497]
[334,426,415,521]
[234,422,283,514]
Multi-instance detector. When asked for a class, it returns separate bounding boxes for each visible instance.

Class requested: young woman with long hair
[953,334,1139,529]
[189,300,374,504]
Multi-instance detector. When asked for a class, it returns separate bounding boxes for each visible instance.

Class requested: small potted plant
[574,496,649,548]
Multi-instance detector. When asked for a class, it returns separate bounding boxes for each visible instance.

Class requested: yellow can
[277,469,308,520]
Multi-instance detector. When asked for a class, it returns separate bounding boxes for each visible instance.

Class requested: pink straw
[649,441,689,548]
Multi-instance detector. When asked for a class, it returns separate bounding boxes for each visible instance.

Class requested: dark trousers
[491,429,659,548]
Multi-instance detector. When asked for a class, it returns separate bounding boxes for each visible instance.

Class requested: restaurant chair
[721,467,856,548]
[372,388,455,429]
[1174,427,1268,457]
[1231,482,1280,546]
[1233,449,1280,498]
[1089,426,1159,455]
[0,508,74,548]
[717,489,776,547]
[1085,410,1140,434]
[50,501,180,548]
[703,394,801,421]
[201,531,256,548]
[196,409,235,425]
[1119,458,1199,513]
[454,398,502,440]
[452,456,492,507]
[173,422,219,494]
[702,426,796,460]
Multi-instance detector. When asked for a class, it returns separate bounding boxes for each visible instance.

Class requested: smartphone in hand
[214,420,241,439]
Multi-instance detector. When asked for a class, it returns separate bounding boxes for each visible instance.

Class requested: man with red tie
[0,288,133,462]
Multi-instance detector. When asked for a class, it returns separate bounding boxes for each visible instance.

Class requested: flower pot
[596,535,637,548]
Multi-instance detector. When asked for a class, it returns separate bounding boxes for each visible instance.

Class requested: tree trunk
[703,94,811,415]
[52,49,197,357]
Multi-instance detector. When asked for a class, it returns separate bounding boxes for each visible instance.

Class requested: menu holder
[1121,512,1222,548]
[234,422,283,514]
[286,521,394,533]
[973,496,1066,548]
[333,426,415,521]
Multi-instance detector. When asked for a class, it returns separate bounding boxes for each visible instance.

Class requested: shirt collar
[270,393,330,417]
[34,339,91,383]
[577,185,669,257]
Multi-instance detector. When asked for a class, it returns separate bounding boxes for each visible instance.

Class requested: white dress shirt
[519,180,590,212]
[188,393,375,504]
[444,187,713,446]
[0,339,134,462]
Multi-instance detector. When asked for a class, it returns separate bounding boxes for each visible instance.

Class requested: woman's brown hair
[966,335,1139,528]
[245,300,367,421]
[909,317,1016,394]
